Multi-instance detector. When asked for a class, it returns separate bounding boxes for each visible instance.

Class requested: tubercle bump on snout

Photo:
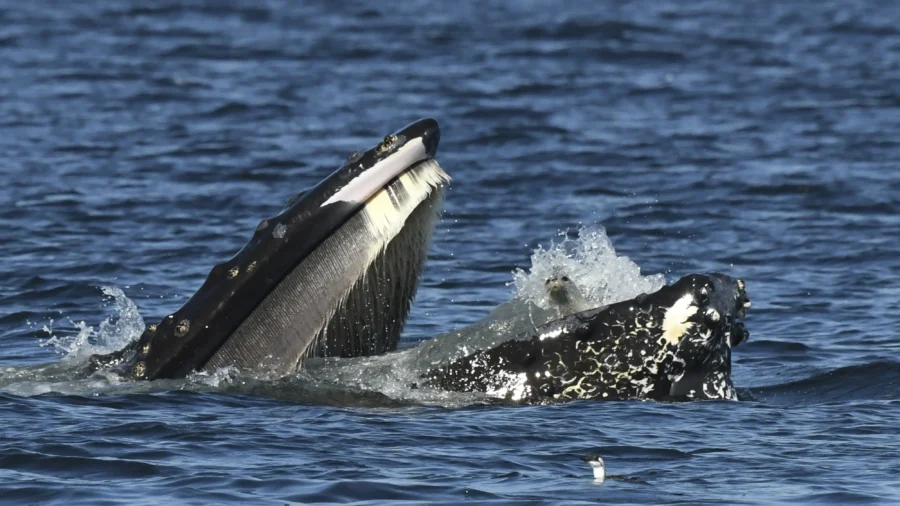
[690,274,751,321]
[692,274,751,348]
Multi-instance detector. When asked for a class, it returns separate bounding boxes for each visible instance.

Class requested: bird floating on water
[581,454,605,482]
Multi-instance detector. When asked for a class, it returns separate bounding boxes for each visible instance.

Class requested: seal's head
[544,275,577,306]
[581,454,606,481]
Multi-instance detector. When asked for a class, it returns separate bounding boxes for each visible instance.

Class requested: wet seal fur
[544,274,589,316]
[422,273,750,403]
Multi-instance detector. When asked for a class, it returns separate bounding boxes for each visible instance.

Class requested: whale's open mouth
[91,119,450,380]
[201,158,450,376]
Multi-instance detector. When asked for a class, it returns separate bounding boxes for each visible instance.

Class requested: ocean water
[1,0,899,504]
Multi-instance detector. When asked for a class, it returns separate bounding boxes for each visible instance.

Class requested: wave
[744,361,900,404]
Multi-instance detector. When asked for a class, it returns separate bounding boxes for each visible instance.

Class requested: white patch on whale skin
[322,138,428,206]
[703,372,738,401]
[662,294,697,344]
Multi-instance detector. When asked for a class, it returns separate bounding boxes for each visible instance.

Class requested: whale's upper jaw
[316,118,440,207]
[113,119,448,381]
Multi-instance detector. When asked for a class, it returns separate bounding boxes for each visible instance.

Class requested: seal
[422,273,750,403]
[544,274,589,316]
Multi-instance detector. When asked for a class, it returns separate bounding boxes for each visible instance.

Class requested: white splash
[187,366,239,388]
[539,328,564,341]
[485,371,531,401]
[39,286,144,360]
[511,226,666,310]
[0,287,145,397]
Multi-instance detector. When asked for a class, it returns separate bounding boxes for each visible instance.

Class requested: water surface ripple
[1,1,899,504]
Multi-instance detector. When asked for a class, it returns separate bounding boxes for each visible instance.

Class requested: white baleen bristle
[321,158,449,331]
[358,159,450,257]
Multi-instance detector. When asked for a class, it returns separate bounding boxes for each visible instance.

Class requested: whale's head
[654,273,750,400]
[118,119,450,380]
[661,273,750,365]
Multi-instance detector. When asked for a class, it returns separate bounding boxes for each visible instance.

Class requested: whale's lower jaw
[202,160,448,377]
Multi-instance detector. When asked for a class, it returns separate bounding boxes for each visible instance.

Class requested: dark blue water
[2,1,899,504]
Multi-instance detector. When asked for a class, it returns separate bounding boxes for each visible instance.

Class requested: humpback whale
[90,119,449,380]
[422,273,750,403]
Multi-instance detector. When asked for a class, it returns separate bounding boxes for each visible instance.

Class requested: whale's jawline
[202,161,448,377]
